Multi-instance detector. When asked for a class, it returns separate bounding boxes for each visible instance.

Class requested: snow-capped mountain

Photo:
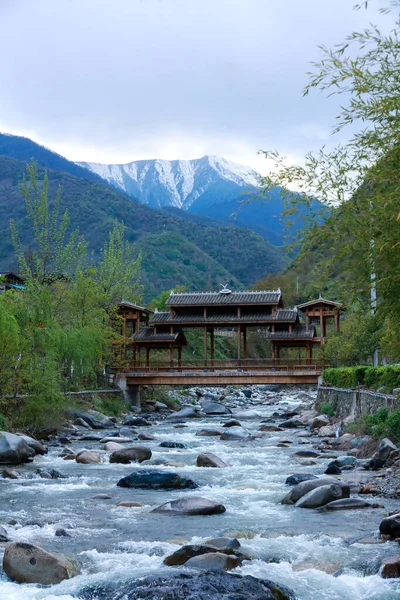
[77,155,260,210]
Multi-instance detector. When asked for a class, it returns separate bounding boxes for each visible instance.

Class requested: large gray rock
[379,513,400,539]
[285,473,317,486]
[152,496,226,515]
[375,438,398,462]
[67,410,104,429]
[295,483,347,508]
[88,410,114,428]
[233,410,261,419]
[222,419,241,428]
[164,543,243,566]
[205,538,241,551]
[279,419,304,428]
[167,407,201,419]
[79,572,296,600]
[310,415,329,429]
[117,470,198,490]
[0,432,35,464]
[75,450,102,464]
[196,453,228,468]
[3,542,77,584]
[185,552,241,571]
[323,498,373,510]
[109,446,151,464]
[202,403,231,415]
[220,426,251,440]
[17,435,47,455]
[350,435,372,449]
[196,429,223,437]
[124,416,151,426]
[318,425,337,438]
[0,525,9,541]
[282,476,343,504]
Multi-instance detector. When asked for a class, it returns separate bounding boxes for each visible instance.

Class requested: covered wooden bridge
[113,289,343,387]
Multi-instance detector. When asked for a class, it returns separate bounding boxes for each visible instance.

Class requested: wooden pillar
[133,343,137,369]
[170,345,174,368]
[320,310,324,342]
[210,328,215,368]
[123,317,127,360]
[137,347,141,367]
[306,312,310,331]
[146,347,150,368]
[178,346,182,369]
[243,327,247,366]
[335,312,340,332]
[203,326,207,366]
[237,324,241,363]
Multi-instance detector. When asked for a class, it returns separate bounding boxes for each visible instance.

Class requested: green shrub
[323,365,400,391]
[320,402,335,417]
[96,394,127,417]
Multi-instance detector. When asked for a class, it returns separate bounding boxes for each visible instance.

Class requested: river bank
[1,384,400,599]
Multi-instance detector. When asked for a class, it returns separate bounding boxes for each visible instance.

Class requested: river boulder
[285,473,317,486]
[295,483,346,509]
[117,470,198,490]
[124,416,151,426]
[167,407,201,419]
[381,557,400,579]
[104,441,125,452]
[222,419,241,428]
[196,453,228,468]
[152,496,226,515]
[220,426,251,440]
[78,572,296,600]
[279,418,304,428]
[164,543,244,566]
[374,438,398,462]
[75,450,102,464]
[109,446,151,464]
[185,552,242,571]
[202,403,231,415]
[379,513,400,539]
[17,435,47,455]
[318,425,337,437]
[323,498,373,510]
[205,538,241,550]
[67,410,104,429]
[3,542,77,585]
[282,476,344,504]
[310,415,329,429]
[196,429,223,437]
[0,432,35,464]
[159,441,186,449]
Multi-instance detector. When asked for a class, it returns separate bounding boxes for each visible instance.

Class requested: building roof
[132,327,182,342]
[265,325,316,340]
[150,308,297,325]
[118,300,152,314]
[166,289,282,307]
[296,297,343,311]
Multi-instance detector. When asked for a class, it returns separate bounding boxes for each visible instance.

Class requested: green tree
[96,221,142,312]
[258,2,400,329]
[10,160,87,283]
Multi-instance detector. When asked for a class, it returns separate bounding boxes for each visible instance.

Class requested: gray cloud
[0,0,391,171]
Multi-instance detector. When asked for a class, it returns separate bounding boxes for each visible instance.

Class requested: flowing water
[1,387,400,599]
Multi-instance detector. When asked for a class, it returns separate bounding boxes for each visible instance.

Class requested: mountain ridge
[77,155,259,210]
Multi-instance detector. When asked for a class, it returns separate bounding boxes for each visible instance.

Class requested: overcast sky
[0,0,392,173]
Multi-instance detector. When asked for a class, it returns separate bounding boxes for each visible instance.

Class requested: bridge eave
[124,373,320,386]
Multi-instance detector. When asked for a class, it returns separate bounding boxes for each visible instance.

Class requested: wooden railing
[123,358,325,374]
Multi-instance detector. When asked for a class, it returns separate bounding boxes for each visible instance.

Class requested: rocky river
[1,385,400,599]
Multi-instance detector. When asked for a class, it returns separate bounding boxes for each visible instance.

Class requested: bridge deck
[118,359,324,386]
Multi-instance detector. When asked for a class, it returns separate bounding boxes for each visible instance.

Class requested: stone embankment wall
[316,385,400,422]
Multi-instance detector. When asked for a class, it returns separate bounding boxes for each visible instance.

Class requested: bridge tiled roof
[150,308,297,325]
[296,297,343,311]
[265,325,316,339]
[166,290,281,306]
[133,327,181,342]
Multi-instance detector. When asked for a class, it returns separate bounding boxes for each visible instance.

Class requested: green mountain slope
[0,156,287,298]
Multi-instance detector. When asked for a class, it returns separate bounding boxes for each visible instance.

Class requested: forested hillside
[0,156,287,298]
